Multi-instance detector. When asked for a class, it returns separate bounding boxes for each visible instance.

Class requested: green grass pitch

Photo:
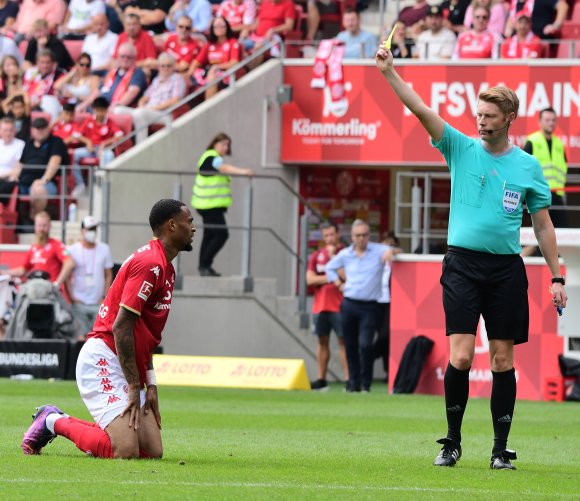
[1,379,579,500]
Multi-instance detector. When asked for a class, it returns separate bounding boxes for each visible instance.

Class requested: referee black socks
[444,362,470,445]
[491,368,516,454]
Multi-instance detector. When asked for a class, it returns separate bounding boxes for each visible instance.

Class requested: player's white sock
[46,413,65,434]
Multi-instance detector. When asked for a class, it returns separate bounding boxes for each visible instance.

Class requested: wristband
[146,369,157,386]
[551,277,565,285]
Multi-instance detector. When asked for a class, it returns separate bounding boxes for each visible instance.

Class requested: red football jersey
[195,39,242,66]
[79,117,123,146]
[164,34,201,65]
[23,237,70,282]
[455,31,498,59]
[307,246,343,314]
[500,33,543,59]
[51,120,80,141]
[88,238,175,387]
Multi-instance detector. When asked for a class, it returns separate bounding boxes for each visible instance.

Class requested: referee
[376,48,567,469]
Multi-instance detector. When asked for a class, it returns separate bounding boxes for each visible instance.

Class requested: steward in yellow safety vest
[191,148,233,210]
[191,133,254,277]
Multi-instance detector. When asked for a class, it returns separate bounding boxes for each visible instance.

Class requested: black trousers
[197,208,229,269]
[373,302,390,374]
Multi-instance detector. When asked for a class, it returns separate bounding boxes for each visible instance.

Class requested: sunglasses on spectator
[78,62,90,67]
[474,15,489,19]
[177,25,192,30]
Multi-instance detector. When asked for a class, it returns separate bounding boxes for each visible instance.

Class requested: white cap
[82,215,99,229]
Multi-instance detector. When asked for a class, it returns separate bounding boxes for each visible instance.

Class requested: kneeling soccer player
[21,199,195,459]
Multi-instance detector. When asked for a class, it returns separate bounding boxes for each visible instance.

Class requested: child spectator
[163,15,203,74]
[71,96,123,194]
[188,17,242,101]
[4,95,30,141]
[51,102,80,146]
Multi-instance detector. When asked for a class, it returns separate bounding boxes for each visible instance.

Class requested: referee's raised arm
[375,46,444,143]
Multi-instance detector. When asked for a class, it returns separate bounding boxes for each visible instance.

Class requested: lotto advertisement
[282,63,580,165]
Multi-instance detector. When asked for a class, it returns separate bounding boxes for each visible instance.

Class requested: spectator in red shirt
[51,102,80,146]
[306,222,349,391]
[72,96,123,178]
[163,15,203,74]
[113,13,158,74]
[7,211,74,286]
[218,0,257,38]
[453,5,501,58]
[245,0,295,65]
[188,17,242,100]
[501,12,544,58]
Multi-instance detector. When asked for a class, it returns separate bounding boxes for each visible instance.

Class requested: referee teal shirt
[325,242,390,301]
[432,123,551,254]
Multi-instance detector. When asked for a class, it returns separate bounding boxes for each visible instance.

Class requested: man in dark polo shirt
[8,117,68,219]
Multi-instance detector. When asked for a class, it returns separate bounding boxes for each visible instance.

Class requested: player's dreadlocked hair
[149,199,186,233]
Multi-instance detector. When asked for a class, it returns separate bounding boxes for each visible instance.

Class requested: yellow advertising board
[153,355,311,391]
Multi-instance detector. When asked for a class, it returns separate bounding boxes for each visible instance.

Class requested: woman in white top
[54,53,100,113]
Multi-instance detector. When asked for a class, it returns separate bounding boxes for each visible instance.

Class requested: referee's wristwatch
[551,277,565,285]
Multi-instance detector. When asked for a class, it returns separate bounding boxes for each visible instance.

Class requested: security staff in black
[191,133,253,277]
[376,44,568,472]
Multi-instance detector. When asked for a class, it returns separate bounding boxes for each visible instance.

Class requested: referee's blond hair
[479,86,520,119]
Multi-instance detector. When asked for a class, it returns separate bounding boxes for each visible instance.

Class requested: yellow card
[382,23,398,50]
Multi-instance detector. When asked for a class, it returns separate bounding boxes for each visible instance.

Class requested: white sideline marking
[0,478,572,497]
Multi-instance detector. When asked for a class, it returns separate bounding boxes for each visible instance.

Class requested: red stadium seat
[285,5,307,58]
[108,113,133,156]
[561,21,580,38]
[64,39,84,62]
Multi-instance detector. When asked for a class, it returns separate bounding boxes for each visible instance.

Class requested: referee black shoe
[433,438,462,467]
[490,449,517,470]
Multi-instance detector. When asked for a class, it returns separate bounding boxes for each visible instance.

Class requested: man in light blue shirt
[326,219,395,392]
[335,8,377,59]
[165,0,212,33]
[376,46,567,471]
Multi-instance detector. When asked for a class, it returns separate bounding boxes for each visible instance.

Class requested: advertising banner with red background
[282,63,580,166]
[389,259,564,401]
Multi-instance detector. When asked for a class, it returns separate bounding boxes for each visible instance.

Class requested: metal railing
[97,168,328,328]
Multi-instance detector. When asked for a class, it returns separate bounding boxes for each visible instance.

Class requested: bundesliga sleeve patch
[137,280,154,301]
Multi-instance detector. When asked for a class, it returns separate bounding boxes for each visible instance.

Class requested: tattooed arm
[113,306,141,429]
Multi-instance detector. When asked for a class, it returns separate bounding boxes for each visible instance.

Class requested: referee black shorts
[440,246,529,345]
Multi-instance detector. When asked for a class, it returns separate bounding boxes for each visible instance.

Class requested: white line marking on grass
[0,478,576,497]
